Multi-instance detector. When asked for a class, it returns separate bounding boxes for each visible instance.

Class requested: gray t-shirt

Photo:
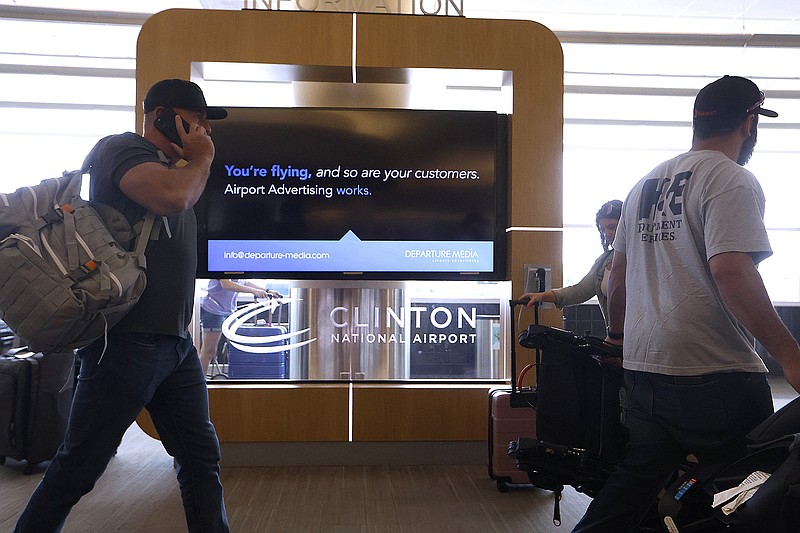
[615,150,771,376]
[87,132,197,338]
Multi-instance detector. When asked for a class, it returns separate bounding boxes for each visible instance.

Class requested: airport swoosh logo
[220,298,316,353]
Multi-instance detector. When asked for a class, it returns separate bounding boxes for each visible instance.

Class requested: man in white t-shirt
[573,75,800,532]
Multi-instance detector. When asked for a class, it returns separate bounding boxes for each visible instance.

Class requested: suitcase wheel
[496,480,509,492]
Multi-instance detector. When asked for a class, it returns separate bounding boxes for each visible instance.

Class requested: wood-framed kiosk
[136,8,563,465]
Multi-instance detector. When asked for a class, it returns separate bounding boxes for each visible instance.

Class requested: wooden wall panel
[135,9,353,133]
[352,385,491,441]
[208,385,349,442]
[510,231,565,325]
[138,385,350,442]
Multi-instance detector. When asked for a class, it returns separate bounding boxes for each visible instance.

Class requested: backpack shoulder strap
[134,212,157,256]
[81,140,160,254]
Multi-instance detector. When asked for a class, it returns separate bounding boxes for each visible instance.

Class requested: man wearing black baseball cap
[15,79,230,532]
[693,75,778,165]
[573,75,800,532]
[144,78,228,120]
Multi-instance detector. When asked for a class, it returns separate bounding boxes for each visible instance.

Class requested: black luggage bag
[531,325,627,462]
[509,324,627,497]
[660,395,800,533]
[0,350,74,474]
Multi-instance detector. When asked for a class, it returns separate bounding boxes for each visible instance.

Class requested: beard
[737,122,758,166]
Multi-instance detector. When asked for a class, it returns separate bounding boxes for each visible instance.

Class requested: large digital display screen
[195,107,508,280]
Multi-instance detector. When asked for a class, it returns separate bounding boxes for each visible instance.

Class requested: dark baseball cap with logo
[143,79,228,120]
[693,75,777,129]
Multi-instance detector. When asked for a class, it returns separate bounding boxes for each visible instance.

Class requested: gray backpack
[0,169,155,353]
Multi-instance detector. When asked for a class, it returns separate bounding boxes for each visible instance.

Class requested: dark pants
[14,332,229,533]
[572,369,773,532]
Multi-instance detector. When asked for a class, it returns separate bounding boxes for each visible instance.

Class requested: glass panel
[561,40,800,304]
[748,152,800,229]
[0,73,134,106]
[564,42,800,82]
[195,279,512,382]
[760,231,800,304]
[563,142,677,226]
[1,107,133,190]
[0,19,140,58]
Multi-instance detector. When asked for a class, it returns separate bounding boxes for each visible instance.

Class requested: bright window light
[0,15,797,303]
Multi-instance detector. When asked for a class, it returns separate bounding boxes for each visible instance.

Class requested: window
[0,18,138,185]
[562,42,800,303]
[1,13,798,303]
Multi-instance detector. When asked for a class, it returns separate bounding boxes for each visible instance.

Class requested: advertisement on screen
[196,107,508,280]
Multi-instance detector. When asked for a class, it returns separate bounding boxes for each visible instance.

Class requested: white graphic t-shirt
[615,150,771,376]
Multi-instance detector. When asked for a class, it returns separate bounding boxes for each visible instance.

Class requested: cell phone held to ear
[153,107,191,147]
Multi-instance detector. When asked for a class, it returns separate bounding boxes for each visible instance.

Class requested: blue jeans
[14,332,229,533]
[572,369,773,533]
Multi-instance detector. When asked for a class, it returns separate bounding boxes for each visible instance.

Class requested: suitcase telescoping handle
[509,299,524,399]
[508,298,539,402]
[509,268,546,402]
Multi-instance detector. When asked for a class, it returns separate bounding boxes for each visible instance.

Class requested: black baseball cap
[693,75,777,128]
[143,79,228,120]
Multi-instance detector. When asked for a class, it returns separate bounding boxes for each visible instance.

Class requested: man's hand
[173,114,214,164]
